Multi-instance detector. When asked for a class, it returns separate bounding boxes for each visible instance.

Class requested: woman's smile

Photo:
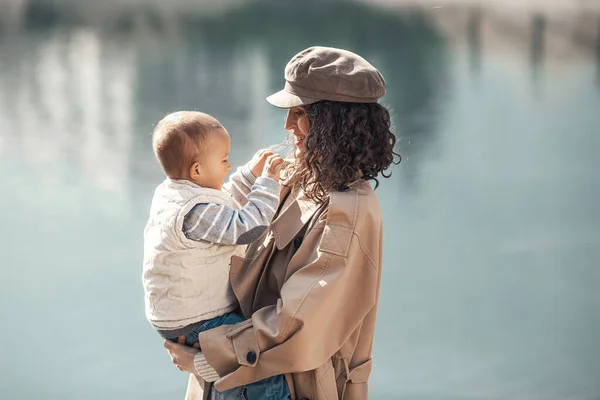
[293,133,305,148]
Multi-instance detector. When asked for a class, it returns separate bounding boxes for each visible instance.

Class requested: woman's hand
[262,154,284,181]
[164,336,200,373]
[248,149,274,178]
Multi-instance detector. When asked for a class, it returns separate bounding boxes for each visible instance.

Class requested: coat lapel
[271,186,320,250]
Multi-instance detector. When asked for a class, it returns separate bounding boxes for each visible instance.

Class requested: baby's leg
[169,312,245,347]
[164,319,214,347]
[218,311,245,326]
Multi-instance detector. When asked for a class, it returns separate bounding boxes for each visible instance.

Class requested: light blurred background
[0,0,599,399]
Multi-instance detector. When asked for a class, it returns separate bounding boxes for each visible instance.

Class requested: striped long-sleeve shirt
[182,166,281,245]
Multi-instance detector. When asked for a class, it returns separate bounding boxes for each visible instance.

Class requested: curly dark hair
[288,100,400,203]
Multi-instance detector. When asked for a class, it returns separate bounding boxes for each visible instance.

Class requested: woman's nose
[284,110,295,130]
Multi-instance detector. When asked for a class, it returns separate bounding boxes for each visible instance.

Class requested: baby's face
[192,128,232,190]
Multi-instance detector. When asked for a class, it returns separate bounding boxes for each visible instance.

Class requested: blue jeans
[166,312,290,400]
[209,375,290,400]
[165,311,245,347]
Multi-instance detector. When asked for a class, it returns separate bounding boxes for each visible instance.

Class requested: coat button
[293,237,303,249]
[246,350,257,364]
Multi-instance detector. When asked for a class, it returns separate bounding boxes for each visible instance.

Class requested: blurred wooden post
[467,7,482,76]
[596,16,600,89]
[530,13,546,97]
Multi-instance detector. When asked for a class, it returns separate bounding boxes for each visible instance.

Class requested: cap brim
[266,89,320,108]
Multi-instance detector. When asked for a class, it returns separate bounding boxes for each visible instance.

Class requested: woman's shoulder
[319,181,382,259]
[327,180,381,226]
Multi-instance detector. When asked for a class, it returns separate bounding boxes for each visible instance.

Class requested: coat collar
[270,185,321,250]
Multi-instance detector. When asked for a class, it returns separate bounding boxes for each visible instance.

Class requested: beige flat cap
[267,46,386,108]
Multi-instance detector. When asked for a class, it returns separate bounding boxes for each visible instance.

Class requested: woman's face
[285,106,310,157]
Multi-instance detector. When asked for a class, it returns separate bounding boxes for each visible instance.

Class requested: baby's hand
[262,154,284,181]
[248,149,274,178]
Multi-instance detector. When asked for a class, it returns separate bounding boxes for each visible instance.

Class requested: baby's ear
[189,162,201,181]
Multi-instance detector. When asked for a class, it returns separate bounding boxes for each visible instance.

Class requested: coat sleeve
[198,210,379,390]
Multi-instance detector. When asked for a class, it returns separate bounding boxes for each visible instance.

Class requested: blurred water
[0,1,599,399]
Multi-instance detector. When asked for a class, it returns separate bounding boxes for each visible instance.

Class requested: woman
[165,46,400,400]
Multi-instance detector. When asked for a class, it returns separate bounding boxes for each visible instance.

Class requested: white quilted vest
[142,178,245,330]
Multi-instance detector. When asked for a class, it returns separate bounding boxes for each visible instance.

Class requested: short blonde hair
[152,111,224,179]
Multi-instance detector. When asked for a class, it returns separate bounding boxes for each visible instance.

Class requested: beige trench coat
[185,180,384,400]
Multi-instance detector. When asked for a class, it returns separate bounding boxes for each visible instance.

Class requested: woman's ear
[189,162,201,182]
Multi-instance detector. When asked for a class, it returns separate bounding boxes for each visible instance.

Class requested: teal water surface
[0,1,599,399]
